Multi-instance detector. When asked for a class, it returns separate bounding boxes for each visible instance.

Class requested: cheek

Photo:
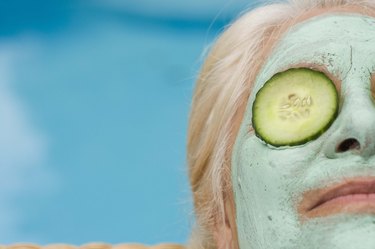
[233,136,320,223]
[235,144,293,214]
[234,139,300,211]
[233,138,305,247]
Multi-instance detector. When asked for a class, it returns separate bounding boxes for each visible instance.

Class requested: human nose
[323,92,375,160]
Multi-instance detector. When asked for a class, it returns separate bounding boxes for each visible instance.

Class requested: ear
[214,195,239,249]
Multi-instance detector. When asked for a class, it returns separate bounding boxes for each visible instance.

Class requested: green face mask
[232,14,375,249]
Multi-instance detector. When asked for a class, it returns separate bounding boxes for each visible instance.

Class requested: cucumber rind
[252,68,339,147]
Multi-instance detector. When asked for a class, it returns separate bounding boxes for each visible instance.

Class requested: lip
[299,177,375,219]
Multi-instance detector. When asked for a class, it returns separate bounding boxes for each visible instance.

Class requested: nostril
[336,138,361,153]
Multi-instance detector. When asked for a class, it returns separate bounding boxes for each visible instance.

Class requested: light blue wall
[0,0,252,245]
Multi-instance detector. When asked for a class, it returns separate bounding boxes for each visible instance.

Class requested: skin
[230,11,375,249]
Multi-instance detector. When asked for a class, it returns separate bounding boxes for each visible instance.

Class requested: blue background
[0,0,252,245]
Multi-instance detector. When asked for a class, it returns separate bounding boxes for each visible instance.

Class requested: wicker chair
[3,243,185,249]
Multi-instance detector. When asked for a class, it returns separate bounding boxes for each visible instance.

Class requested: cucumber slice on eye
[252,68,339,147]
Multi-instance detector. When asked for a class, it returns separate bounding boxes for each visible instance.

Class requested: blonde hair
[187,0,375,248]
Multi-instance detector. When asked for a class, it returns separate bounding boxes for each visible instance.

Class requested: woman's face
[231,13,375,249]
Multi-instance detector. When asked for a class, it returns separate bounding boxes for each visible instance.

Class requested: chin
[290,214,375,249]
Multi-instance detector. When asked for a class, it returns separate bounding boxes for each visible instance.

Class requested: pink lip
[299,177,375,219]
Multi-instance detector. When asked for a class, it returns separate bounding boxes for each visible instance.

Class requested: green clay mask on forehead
[232,14,375,249]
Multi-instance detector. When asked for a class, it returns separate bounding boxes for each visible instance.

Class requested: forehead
[283,14,375,48]
[252,14,375,95]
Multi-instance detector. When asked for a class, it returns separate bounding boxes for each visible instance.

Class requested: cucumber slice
[252,68,338,147]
